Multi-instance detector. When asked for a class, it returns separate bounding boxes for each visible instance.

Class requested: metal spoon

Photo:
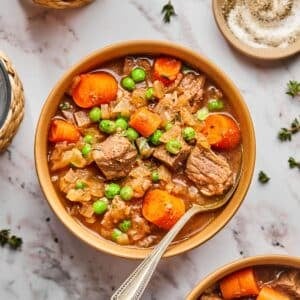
[111,161,242,300]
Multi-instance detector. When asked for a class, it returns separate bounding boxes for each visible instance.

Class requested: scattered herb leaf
[0,229,22,250]
[278,117,300,141]
[59,101,72,111]
[286,80,300,97]
[258,171,270,184]
[162,1,176,23]
[288,157,300,169]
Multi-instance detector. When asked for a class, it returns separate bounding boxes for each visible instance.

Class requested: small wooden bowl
[0,52,24,152]
[35,40,255,259]
[32,0,93,9]
[187,255,300,299]
[212,0,300,60]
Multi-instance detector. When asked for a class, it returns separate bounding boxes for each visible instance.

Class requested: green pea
[83,134,93,144]
[99,120,116,134]
[207,99,224,111]
[115,117,128,130]
[166,139,182,155]
[164,122,173,131]
[145,87,155,100]
[125,127,139,141]
[75,181,86,190]
[121,76,135,91]
[130,67,146,83]
[111,228,122,241]
[149,130,163,146]
[89,107,102,122]
[120,186,133,201]
[151,171,160,183]
[197,107,209,121]
[105,183,121,199]
[182,127,196,141]
[81,143,92,157]
[119,220,132,233]
[93,199,108,215]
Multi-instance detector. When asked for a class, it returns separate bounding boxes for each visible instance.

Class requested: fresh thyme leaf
[0,229,10,246]
[286,80,300,97]
[258,171,270,184]
[288,157,300,169]
[59,101,72,111]
[0,229,22,250]
[278,117,300,141]
[162,1,176,23]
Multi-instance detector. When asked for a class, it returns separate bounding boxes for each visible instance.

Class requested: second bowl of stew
[35,40,255,259]
[187,255,300,299]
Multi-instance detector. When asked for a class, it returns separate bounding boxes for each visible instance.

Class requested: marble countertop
[0,0,299,299]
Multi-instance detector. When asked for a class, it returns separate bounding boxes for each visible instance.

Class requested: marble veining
[0,0,299,299]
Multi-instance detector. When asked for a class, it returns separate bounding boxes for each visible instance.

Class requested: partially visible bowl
[187,255,300,299]
[212,0,300,60]
[35,40,255,259]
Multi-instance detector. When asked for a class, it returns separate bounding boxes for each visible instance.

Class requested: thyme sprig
[288,157,300,170]
[278,117,300,141]
[286,80,300,97]
[162,1,176,23]
[0,229,22,250]
[258,171,270,184]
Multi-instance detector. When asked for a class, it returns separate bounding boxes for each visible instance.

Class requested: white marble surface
[0,0,299,299]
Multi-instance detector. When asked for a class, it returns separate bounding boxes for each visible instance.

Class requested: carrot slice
[142,189,185,230]
[220,268,259,299]
[48,119,80,143]
[71,72,118,108]
[129,107,162,137]
[201,114,241,150]
[153,57,182,84]
[257,286,289,300]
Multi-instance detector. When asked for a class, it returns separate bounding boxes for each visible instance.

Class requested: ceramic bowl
[187,255,300,299]
[35,40,255,259]
[212,0,300,60]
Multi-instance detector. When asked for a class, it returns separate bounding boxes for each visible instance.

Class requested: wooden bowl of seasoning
[32,0,94,9]
[187,255,300,299]
[0,52,24,152]
[213,0,300,60]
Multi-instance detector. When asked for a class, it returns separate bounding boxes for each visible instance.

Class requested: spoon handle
[110,205,200,300]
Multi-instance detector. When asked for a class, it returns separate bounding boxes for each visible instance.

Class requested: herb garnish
[288,157,300,169]
[286,80,300,97]
[59,101,72,111]
[162,1,176,23]
[258,171,270,184]
[0,229,22,250]
[278,117,300,141]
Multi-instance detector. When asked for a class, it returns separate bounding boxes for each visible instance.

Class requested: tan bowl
[35,40,255,259]
[213,0,300,60]
[187,255,300,299]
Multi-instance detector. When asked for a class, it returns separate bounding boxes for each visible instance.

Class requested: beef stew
[47,55,242,248]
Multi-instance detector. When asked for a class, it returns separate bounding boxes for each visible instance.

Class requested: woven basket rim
[0,59,11,129]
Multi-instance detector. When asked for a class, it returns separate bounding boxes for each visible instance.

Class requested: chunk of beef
[74,111,91,127]
[272,270,300,298]
[185,145,234,196]
[153,143,191,171]
[154,125,191,170]
[92,135,137,180]
[177,73,205,102]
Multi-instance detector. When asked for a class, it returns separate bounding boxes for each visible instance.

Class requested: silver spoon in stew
[111,157,243,300]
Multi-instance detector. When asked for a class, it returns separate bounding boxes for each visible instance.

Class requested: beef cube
[92,134,137,180]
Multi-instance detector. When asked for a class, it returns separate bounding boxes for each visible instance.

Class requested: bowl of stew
[187,255,300,299]
[35,40,255,259]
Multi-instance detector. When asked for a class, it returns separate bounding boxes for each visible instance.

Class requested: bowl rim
[212,0,300,60]
[34,40,256,259]
[186,254,300,299]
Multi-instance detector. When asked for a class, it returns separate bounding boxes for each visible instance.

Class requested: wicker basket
[32,0,93,9]
[0,52,24,152]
